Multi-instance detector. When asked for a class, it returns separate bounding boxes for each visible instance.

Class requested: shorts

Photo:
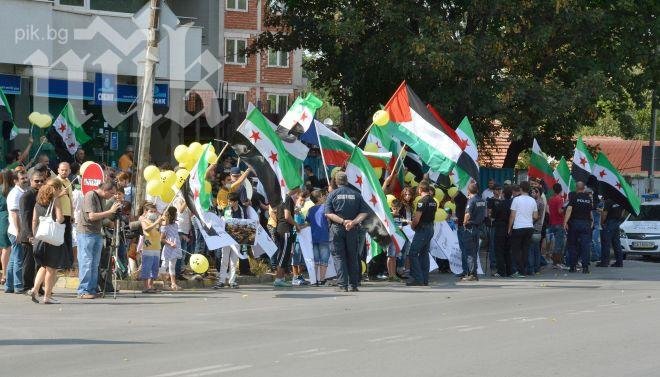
[313,242,330,266]
[292,241,305,266]
[140,252,160,280]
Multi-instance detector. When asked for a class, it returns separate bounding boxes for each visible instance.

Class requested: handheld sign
[81,162,104,195]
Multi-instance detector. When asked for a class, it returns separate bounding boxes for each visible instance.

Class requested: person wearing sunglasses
[18,171,45,293]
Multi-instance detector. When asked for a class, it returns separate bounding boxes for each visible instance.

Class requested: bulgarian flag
[384,82,478,181]
[345,148,406,254]
[315,120,391,168]
[239,107,303,202]
[529,139,555,188]
[571,136,595,184]
[47,101,91,163]
[279,93,323,132]
[0,87,18,140]
[593,152,641,215]
[553,156,575,201]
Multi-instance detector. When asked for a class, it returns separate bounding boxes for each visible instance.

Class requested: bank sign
[95,73,169,107]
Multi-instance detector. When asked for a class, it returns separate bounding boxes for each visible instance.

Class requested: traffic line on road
[385,335,424,343]
[190,365,252,376]
[368,335,405,342]
[457,326,485,332]
[151,364,233,377]
[300,349,348,358]
[286,348,320,356]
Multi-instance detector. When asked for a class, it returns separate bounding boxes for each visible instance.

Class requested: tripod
[101,217,122,299]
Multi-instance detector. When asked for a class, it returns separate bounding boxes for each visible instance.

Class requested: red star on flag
[599,170,606,178]
[59,124,67,132]
[249,130,261,143]
[268,151,279,164]
[355,175,363,187]
[280,179,286,187]
[449,171,455,177]
[461,138,469,147]
[562,192,568,200]
[68,143,76,149]
[365,242,371,251]
[369,194,378,206]
[193,189,200,200]
[299,111,309,123]
[580,157,588,167]
[615,182,622,190]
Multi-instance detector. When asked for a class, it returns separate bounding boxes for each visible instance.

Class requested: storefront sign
[0,74,21,95]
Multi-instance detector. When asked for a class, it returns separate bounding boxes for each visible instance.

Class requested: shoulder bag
[35,201,65,246]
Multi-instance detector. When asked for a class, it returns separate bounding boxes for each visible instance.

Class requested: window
[228,92,246,112]
[225,39,247,64]
[56,0,145,13]
[267,50,289,68]
[58,0,85,6]
[268,94,289,114]
[226,0,248,11]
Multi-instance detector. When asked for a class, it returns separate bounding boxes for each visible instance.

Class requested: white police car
[620,196,660,258]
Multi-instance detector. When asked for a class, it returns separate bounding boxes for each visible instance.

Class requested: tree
[251,1,658,167]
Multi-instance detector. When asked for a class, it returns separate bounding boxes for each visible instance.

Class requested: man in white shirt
[507,181,539,278]
[4,170,28,293]
[482,179,496,200]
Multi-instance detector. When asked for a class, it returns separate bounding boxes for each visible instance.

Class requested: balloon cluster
[173,142,218,170]
[28,112,53,129]
[143,166,181,203]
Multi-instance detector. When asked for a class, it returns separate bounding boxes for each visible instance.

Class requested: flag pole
[315,122,332,187]
[25,140,46,168]
[390,144,407,173]
[356,124,373,147]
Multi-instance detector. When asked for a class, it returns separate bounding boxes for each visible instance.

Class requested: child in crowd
[291,191,310,286]
[139,203,163,293]
[213,192,244,289]
[388,199,408,281]
[305,190,330,285]
[161,206,182,291]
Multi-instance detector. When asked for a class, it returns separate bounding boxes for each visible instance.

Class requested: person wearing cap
[118,146,134,172]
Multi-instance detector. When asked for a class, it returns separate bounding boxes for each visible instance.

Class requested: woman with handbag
[30,178,66,304]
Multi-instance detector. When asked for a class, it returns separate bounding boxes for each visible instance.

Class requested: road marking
[438,325,470,331]
[521,317,548,322]
[457,326,485,332]
[190,365,252,376]
[286,348,320,356]
[368,335,405,342]
[301,349,348,358]
[151,364,232,377]
[385,336,424,344]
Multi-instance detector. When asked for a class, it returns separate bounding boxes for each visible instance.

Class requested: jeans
[457,228,469,276]
[566,220,592,268]
[5,234,23,292]
[600,220,623,265]
[409,224,433,284]
[527,232,542,274]
[313,242,331,266]
[510,228,534,275]
[459,226,480,276]
[547,225,565,257]
[77,233,103,295]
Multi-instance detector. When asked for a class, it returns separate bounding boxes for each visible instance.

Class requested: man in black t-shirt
[491,186,513,276]
[273,190,300,287]
[19,171,44,292]
[407,181,437,286]
[598,196,627,268]
[563,181,594,273]
[460,183,487,281]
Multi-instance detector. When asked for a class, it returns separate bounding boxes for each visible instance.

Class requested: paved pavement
[2,260,660,377]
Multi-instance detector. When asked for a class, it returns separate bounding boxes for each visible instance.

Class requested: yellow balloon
[35,114,53,128]
[204,180,212,193]
[143,165,160,181]
[373,110,390,127]
[146,179,162,196]
[374,167,383,179]
[173,145,189,163]
[434,189,445,202]
[160,187,175,203]
[179,160,194,171]
[386,194,396,207]
[404,172,415,183]
[28,112,40,125]
[206,151,218,164]
[175,169,189,188]
[361,260,367,274]
[448,186,459,199]
[188,142,203,159]
[189,254,209,274]
[410,179,418,188]
[445,201,456,213]
[160,170,177,188]
[204,143,216,155]
[364,143,379,153]
[413,195,421,208]
[435,208,448,222]
[79,161,93,176]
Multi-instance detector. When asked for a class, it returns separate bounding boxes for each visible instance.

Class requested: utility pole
[649,90,657,194]
[134,0,161,213]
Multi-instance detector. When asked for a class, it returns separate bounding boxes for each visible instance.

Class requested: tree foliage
[251,0,658,167]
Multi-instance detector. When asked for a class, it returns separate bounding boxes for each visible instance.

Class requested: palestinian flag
[593,152,641,215]
[345,148,406,253]
[553,156,575,200]
[238,107,303,202]
[316,120,391,168]
[571,136,595,184]
[0,87,18,140]
[450,117,479,194]
[427,104,465,148]
[47,102,91,162]
[279,93,323,132]
[384,82,478,181]
[529,139,555,188]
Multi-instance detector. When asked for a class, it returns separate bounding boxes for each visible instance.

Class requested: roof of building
[583,136,649,174]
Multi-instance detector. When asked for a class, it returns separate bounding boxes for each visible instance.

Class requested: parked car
[620,198,660,258]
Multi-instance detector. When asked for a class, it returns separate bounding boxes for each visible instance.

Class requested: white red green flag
[279,93,323,132]
[529,139,555,188]
[593,152,641,215]
[553,156,575,200]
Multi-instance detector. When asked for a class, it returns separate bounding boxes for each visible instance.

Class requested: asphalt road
[2,261,660,377]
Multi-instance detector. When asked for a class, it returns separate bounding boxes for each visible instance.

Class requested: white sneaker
[292,277,302,286]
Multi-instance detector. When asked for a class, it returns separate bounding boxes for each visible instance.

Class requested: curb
[55,273,275,291]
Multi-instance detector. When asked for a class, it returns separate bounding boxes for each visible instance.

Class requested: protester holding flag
[547,183,567,269]
[563,182,594,274]
[4,137,34,170]
[407,181,438,286]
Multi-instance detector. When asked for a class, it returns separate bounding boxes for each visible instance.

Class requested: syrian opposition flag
[571,136,595,184]
[593,152,641,215]
[279,93,323,132]
[553,156,575,201]
[316,120,391,168]
[237,107,303,203]
[345,148,406,254]
[529,139,555,188]
[0,87,18,140]
[187,144,213,215]
[47,102,91,162]
[385,82,478,181]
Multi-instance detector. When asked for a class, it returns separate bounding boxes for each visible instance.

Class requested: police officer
[563,181,594,273]
[407,181,437,286]
[598,195,626,268]
[325,172,369,292]
[460,182,487,282]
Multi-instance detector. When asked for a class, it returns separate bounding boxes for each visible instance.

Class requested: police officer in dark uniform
[563,181,594,273]
[598,195,626,268]
[460,182,487,281]
[407,181,437,286]
[325,172,369,292]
